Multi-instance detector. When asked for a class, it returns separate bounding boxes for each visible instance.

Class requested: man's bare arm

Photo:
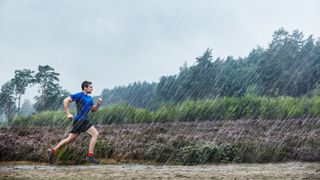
[64,96,74,120]
[91,98,103,112]
[91,104,100,112]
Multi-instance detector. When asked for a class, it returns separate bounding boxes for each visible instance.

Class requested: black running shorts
[70,119,92,134]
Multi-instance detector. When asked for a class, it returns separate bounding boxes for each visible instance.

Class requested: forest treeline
[101,28,320,109]
[1,28,320,121]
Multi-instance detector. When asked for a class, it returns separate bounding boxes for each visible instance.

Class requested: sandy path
[0,161,319,179]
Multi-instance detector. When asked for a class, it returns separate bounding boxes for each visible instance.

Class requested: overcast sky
[0,0,319,103]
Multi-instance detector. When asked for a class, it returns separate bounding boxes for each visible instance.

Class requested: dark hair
[81,81,92,90]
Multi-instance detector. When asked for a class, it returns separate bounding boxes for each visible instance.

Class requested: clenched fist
[67,113,74,120]
[97,98,103,105]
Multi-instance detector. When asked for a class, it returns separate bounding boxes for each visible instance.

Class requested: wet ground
[0,161,319,179]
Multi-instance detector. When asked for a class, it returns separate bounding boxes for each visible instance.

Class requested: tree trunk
[18,94,21,115]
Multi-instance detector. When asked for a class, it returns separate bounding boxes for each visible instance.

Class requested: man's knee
[66,136,76,143]
[93,131,99,138]
[65,138,72,143]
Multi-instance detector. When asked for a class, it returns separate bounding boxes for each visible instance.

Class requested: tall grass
[11,95,320,126]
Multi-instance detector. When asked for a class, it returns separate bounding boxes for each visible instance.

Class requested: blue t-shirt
[70,92,94,121]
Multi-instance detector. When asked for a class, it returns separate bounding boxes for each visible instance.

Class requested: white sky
[0,0,319,103]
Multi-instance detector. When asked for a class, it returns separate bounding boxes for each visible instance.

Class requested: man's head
[82,81,93,94]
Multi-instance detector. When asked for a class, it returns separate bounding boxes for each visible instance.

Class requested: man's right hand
[67,113,74,120]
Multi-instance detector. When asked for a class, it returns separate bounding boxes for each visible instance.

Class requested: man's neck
[82,91,88,95]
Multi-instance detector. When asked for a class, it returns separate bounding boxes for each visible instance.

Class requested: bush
[95,140,115,159]
[145,143,176,163]
[179,144,239,165]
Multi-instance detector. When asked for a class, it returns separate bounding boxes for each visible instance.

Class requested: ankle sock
[51,149,56,155]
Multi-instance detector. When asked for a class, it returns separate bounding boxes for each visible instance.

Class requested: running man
[47,81,102,164]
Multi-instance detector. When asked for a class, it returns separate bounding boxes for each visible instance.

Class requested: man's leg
[48,133,78,163]
[84,126,100,164]
[53,133,78,151]
[86,126,99,155]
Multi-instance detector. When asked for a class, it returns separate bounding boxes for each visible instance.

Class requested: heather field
[1,118,320,179]
[1,118,319,164]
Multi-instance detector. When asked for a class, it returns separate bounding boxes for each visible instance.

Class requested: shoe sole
[47,150,53,164]
[85,158,99,164]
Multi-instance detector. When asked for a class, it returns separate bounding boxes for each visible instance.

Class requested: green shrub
[145,143,176,163]
[95,140,115,158]
[179,144,239,165]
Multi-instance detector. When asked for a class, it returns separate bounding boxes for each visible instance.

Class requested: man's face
[85,84,93,94]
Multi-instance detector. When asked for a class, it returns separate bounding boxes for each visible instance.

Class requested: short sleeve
[70,92,81,101]
[90,97,94,106]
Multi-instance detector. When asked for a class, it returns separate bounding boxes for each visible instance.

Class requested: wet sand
[0,161,319,179]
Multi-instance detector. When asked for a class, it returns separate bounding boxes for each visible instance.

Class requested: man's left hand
[97,98,103,105]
